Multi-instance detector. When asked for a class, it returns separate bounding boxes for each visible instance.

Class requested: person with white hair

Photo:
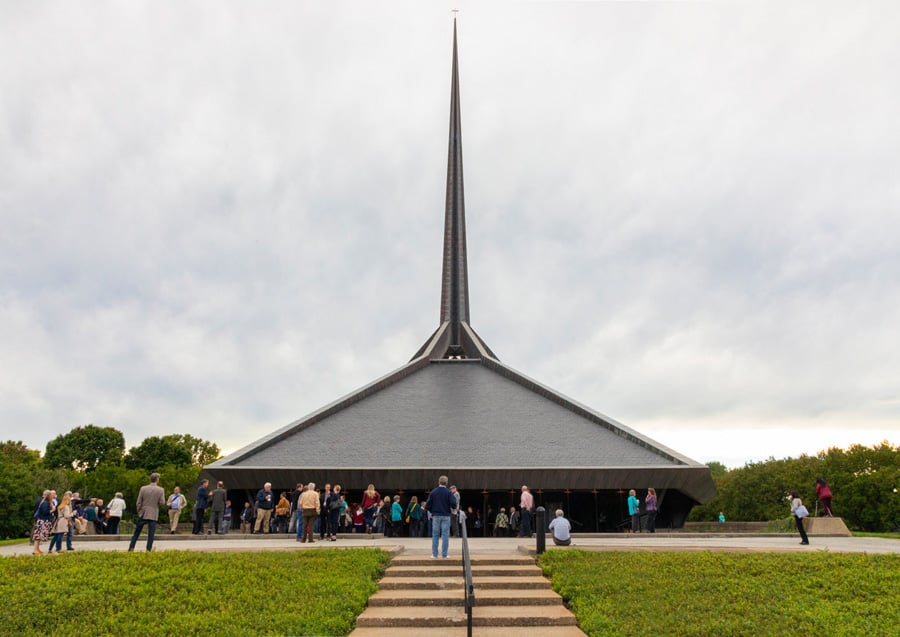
[548,509,572,546]
[254,482,275,534]
[106,491,127,535]
[298,482,320,543]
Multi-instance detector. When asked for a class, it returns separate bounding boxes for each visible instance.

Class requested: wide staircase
[350,551,585,636]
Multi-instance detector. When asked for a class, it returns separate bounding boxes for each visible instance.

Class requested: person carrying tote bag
[789,491,810,545]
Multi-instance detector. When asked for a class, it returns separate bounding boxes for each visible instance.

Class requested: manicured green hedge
[0,549,389,636]
[539,550,900,636]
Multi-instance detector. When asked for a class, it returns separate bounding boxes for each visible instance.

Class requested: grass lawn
[0,538,29,546]
[1,549,389,636]
[852,532,900,540]
[539,550,900,637]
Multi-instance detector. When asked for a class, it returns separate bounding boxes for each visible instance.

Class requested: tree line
[0,424,220,540]
[689,441,899,532]
[3,428,896,538]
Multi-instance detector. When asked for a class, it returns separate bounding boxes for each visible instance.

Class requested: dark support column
[535,506,546,554]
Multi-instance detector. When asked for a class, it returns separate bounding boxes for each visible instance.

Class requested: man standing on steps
[128,472,166,552]
[424,475,454,559]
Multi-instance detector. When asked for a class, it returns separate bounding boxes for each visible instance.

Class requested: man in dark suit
[128,472,167,552]
[192,479,209,535]
[208,481,227,535]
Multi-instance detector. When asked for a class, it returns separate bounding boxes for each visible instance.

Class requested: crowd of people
[228,482,552,542]
[30,489,131,554]
[31,474,837,553]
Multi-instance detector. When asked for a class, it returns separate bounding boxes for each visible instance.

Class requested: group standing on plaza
[30,474,838,553]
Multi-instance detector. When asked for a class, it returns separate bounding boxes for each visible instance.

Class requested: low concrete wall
[805,517,852,536]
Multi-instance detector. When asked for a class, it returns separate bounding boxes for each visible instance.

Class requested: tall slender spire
[412,18,497,362]
[440,18,469,348]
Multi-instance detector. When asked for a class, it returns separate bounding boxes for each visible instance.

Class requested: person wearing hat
[449,485,461,537]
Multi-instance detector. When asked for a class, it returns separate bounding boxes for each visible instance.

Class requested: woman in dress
[789,491,810,545]
[48,492,73,553]
[31,490,55,555]
[360,484,381,535]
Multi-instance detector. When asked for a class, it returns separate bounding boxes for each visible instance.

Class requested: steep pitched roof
[206,20,716,505]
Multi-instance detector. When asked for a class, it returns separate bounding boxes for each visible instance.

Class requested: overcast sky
[2,2,898,468]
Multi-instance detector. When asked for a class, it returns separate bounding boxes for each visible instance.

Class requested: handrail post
[461,520,474,637]
[535,506,546,554]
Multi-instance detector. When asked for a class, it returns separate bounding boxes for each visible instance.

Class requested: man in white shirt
[548,508,572,546]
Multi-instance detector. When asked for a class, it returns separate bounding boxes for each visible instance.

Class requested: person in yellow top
[298,482,321,543]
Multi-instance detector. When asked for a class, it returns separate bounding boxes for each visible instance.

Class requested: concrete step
[355,605,578,628]
[367,589,465,606]
[470,576,552,589]
[351,626,586,637]
[378,576,464,590]
[472,588,562,605]
[388,565,541,577]
[378,575,552,590]
[355,606,468,628]
[391,556,534,567]
[368,588,561,607]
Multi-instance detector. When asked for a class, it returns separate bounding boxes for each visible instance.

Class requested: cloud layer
[2,2,898,467]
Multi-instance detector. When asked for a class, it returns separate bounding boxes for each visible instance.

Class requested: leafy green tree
[0,441,42,538]
[174,434,221,467]
[124,434,220,471]
[689,442,899,531]
[43,425,125,472]
[124,436,192,470]
[0,441,72,539]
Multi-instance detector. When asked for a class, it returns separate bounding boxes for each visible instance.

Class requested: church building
[205,22,716,531]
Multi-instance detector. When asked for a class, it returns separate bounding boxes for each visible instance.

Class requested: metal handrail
[461,520,475,637]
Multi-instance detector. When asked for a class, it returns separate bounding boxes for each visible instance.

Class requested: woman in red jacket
[815,478,834,517]
[360,484,381,535]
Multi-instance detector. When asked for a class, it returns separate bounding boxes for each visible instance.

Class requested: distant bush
[539,550,900,636]
[0,549,389,636]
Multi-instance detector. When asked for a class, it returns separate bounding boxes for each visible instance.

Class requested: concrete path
[4,532,897,557]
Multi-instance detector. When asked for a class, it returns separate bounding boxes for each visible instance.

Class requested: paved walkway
[4,532,898,557]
